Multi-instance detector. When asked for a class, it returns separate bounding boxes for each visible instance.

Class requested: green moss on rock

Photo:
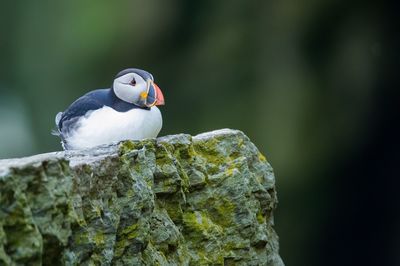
[0,129,283,265]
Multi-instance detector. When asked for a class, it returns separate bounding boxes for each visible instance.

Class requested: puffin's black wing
[55,88,143,149]
[57,90,108,131]
[55,89,110,149]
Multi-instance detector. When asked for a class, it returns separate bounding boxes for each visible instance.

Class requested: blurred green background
[1,1,398,265]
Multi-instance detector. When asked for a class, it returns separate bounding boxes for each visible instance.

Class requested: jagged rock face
[0,129,284,266]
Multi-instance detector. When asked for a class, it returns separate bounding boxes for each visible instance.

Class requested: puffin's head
[113,68,165,108]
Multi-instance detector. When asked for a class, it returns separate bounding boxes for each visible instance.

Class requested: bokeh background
[0,1,398,265]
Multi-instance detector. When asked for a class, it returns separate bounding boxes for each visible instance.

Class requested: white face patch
[113,73,147,104]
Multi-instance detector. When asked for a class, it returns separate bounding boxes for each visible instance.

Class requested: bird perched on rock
[54,68,165,150]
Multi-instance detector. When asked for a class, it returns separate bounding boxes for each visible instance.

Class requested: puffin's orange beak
[153,83,165,106]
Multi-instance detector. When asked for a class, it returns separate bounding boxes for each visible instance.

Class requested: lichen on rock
[0,129,284,265]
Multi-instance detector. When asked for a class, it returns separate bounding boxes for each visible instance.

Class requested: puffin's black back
[57,88,146,132]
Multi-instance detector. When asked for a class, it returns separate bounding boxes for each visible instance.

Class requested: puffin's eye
[130,78,136,86]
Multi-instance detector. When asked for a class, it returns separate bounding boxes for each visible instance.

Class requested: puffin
[54,68,165,150]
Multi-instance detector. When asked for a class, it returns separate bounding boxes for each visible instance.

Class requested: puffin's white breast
[66,106,162,150]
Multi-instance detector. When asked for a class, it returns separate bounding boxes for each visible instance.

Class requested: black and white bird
[54,68,165,150]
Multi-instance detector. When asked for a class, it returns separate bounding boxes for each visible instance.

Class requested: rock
[0,129,284,265]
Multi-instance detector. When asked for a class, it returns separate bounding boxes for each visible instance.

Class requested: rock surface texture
[0,129,284,266]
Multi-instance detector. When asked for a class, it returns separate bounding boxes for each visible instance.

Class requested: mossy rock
[0,129,284,266]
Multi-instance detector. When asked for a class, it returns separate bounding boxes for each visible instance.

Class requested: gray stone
[0,129,284,265]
